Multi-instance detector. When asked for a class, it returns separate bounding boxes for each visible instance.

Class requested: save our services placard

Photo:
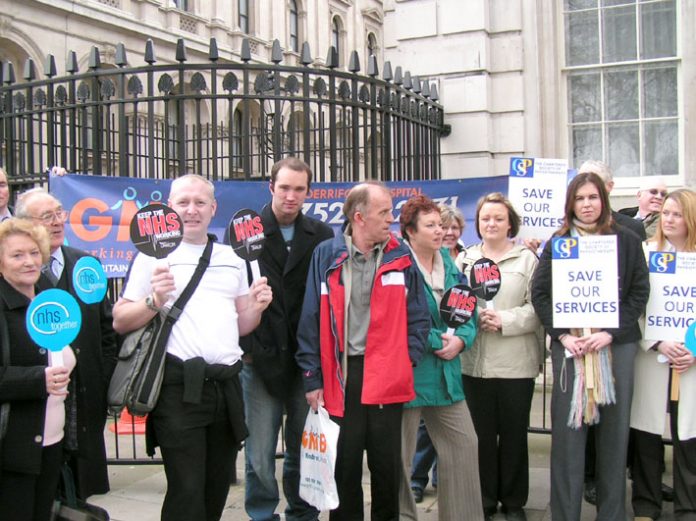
[508,157,570,240]
[551,235,619,329]
[645,251,696,342]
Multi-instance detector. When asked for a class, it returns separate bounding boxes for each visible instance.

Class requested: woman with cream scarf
[630,189,696,520]
[531,172,649,521]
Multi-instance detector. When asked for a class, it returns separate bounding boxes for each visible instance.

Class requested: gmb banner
[50,174,507,278]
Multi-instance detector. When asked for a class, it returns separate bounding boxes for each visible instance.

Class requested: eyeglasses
[647,188,668,198]
[32,209,68,224]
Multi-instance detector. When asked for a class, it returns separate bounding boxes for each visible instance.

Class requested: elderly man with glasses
[14,188,118,501]
[619,177,669,238]
[0,167,12,221]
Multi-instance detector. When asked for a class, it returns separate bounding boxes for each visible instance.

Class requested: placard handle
[583,327,595,392]
[670,369,680,402]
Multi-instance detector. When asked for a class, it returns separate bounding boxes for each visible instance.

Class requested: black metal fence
[0,37,445,191]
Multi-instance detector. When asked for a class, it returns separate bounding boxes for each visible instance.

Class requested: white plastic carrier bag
[299,405,340,510]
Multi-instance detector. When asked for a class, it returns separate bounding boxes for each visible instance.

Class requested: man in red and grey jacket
[296,181,429,521]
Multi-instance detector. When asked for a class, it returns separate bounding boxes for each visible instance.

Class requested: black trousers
[632,401,696,520]
[151,377,237,521]
[0,441,63,521]
[329,356,403,521]
[462,375,535,512]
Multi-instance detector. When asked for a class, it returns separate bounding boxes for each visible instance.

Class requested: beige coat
[630,241,696,440]
[456,244,543,379]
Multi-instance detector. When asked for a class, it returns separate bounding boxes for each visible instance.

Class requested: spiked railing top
[0,36,444,110]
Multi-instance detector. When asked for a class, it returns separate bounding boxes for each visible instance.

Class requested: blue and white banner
[50,174,508,278]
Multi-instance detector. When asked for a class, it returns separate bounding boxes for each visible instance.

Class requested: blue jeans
[410,420,438,492]
[241,363,319,521]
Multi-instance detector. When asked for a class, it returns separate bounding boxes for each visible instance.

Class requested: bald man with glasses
[619,177,669,238]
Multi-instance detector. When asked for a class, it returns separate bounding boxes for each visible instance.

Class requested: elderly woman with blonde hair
[0,218,76,521]
[439,204,466,260]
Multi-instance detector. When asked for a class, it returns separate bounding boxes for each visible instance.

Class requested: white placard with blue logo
[508,157,570,240]
[551,235,619,329]
[26,288,82,367]
[72,256,108,304]
[645,251,696,342]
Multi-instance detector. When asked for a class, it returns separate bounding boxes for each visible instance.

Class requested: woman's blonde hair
[652,189,696,252]
[439,204,465,231]
[0,218,51,264]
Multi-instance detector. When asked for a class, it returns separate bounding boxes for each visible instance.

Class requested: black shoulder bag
[108,236,213,416]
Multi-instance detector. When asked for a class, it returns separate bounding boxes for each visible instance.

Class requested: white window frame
[561,0,683,191]
[173,0,190,12]
[288,0,300,53]
[331,15,343,67]
[239,0,250,34]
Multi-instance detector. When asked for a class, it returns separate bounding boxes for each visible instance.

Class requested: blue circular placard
[685,321,696,355]
[72,257,108,304]
[26,289,82,352]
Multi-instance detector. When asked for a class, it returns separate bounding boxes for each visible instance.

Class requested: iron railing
[0,37,445,193]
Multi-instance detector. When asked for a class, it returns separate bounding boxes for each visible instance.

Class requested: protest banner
[50,175,508,278]
[508,157,570,240]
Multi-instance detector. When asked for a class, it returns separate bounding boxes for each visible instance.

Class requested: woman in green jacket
[398,195,483,521]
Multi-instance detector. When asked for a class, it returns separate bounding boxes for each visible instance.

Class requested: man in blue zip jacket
[297,181,429,520]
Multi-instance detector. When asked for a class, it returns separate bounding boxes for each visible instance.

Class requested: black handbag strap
[163,234,214,327]
[0,305,8,366]
[0,300,11,444]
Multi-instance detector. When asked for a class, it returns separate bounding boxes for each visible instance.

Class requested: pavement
[89,388,677,520]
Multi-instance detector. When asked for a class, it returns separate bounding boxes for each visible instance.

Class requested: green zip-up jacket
[406,248,477,408]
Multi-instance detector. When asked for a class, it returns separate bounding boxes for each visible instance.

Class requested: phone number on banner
[302,196,460,226]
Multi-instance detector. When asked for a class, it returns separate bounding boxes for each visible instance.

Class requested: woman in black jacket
[0,218,76,521]
[531,173,649,521]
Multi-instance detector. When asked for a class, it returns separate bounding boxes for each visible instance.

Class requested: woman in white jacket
[630,188,696,521]
[456,193,543,521]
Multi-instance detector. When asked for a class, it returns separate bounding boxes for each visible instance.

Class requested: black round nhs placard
[439,284,477,330]
[228,208,266,262]
[129,204,183,259]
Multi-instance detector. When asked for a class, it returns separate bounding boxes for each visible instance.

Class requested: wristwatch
[145,294,160,312]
